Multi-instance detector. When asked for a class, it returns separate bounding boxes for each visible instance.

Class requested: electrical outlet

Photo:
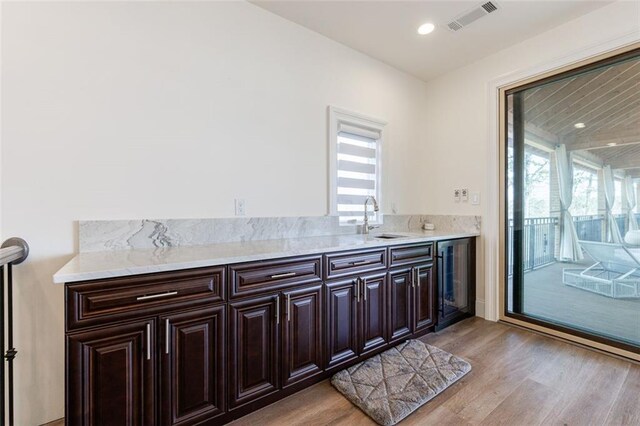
[235,199,246,216]
[454,189,461,202]
[461,188,469,202]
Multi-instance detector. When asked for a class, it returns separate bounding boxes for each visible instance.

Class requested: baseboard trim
[475,299,486,319]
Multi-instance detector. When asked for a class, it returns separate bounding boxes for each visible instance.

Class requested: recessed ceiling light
[417,23,435,35]
[607,142,617,147]
[574,122,586,129]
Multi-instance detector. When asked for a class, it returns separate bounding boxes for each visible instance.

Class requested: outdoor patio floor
[511,257,640,347]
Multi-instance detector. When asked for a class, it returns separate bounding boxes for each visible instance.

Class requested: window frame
[328,106,387,225]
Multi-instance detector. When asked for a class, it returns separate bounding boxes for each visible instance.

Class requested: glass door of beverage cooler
[436,238,475,330]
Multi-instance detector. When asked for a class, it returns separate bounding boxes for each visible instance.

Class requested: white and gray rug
[331,339,471,425]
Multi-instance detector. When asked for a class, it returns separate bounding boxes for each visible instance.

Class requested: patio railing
[615,214,627,236]
[508,213,640,276]
[507,217,557,276]
[573,215,605,241]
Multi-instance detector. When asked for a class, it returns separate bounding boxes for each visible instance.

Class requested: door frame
[485,35,640,361]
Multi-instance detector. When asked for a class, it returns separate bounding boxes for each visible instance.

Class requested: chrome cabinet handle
[275,295,280,325]
[286,293,291,322]
[349,260,369,266]
[146,323,151,361]
[416,267,421,288]
[270,272,296,279]
[362,278,367,301]
[354,279,360,302]
[165,319,170,355]
[411,267,415,288]
[136,291,178,301]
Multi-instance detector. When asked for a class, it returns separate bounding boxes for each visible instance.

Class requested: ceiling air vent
[447,1,499,32]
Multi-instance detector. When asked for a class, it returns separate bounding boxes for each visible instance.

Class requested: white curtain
[624,176,638,231]
[603,165,623,243]
[555,144,583,261]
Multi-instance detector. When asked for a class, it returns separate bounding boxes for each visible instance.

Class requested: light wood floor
[42,317,640,426]
[231,317,640,426]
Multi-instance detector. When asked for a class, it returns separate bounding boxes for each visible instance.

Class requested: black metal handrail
[0,238,29,426]
[507,217,557,275]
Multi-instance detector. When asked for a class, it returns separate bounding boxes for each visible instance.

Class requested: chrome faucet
[362,196,379,234]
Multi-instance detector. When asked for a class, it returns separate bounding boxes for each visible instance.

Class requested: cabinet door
[359,272,387,356]
[160,306,225,425]
[229,294,280,409]
[387,268,413,343]
[325,279,358,369]
[282,285,323,387]
[67,319,156,426]
[413,265,436,332]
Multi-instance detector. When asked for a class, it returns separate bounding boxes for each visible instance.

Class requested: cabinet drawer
[66,267,225,330]
[389,243,433,266]
[229,256,322,299]
[324,248,387,279]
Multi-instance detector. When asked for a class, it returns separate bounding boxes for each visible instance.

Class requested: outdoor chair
[562,240,640,299]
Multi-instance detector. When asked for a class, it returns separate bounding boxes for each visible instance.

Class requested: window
[328,107,386,226]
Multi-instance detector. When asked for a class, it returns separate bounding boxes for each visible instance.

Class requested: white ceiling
[251,1,612,81]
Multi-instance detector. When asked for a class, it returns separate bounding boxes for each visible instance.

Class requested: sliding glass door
[505,48,640,353]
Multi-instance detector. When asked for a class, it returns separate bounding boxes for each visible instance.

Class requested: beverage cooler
[435,238,475,331]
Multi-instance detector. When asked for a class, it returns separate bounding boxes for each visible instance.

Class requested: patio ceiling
[511,53,640,172]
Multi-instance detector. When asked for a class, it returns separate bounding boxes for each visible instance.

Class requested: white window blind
[336,129,380,225]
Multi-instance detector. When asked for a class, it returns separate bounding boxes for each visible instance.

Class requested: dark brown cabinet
[67,319,156,426]
[325,279,359,369]
[228,294,280,409]
[414,264,436,332]
[160,306,226,425]
[229,284,323,408]
[325,271,387,369]
[388,262,436,342]
[359,272,387,356]
[66,239,474,425]
[281,284,323,387]
[388,268,413,343]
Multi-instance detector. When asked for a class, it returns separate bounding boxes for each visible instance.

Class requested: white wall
[422,0,640,306]
[0,2,428,424]
[3,0,639,423]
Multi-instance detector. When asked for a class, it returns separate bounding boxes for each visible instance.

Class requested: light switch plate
[471,192,480,205]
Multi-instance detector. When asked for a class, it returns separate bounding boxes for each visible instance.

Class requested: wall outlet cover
[235,198,246,216]
[454,189,461,202]
[461,188,468,202]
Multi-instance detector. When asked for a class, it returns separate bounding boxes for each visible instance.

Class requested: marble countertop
[53,230,479,284]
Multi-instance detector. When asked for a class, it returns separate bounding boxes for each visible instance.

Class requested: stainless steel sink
[373,234,407,239]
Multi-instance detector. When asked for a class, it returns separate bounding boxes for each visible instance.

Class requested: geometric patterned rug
[331,339,471,425]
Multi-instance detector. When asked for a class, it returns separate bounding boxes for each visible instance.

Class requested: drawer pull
[269,272,297,279]
[349,260,370,266]
[136,291,178,301]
